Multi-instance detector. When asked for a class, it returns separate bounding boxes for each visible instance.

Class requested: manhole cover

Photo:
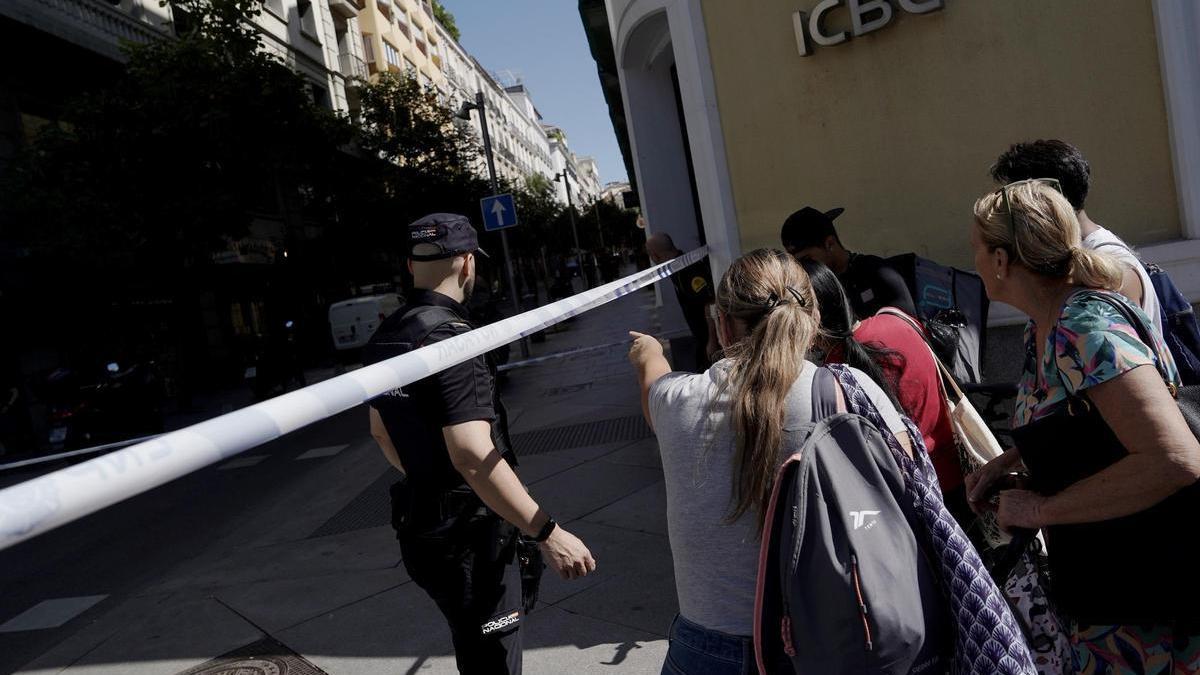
[177,637,328,675]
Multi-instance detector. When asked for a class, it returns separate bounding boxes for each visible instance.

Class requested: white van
[328,294,402,351]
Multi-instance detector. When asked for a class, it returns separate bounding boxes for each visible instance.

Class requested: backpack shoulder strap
[810,366,840,419]
[400,305,466,348]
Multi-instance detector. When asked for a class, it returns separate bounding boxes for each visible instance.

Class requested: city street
[0,287,688,675]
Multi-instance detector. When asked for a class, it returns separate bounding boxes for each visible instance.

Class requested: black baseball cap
[408,213,489,261]
[780,206,845,249]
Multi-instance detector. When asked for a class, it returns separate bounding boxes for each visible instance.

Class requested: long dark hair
[798,258,903,408]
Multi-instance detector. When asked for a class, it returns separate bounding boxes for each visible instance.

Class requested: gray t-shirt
[649,360,907,636]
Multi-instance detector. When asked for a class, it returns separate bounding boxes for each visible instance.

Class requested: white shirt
[1082,227,1163,339]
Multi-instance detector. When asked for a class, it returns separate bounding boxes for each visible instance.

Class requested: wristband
[533,516,557,543]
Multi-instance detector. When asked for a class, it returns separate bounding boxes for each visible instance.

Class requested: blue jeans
[661,614,756,675]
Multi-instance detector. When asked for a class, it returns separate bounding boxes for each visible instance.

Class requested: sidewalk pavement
[15,278,689,674]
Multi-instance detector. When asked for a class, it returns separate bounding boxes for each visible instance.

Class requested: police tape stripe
[0,246,708,551]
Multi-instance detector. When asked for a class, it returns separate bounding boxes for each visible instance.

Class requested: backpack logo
[849,510,881,530]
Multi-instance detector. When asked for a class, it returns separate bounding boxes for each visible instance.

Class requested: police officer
[366,213,596,675]
[645,233,718,370]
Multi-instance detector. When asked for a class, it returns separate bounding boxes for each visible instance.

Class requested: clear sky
[441,1,627,184]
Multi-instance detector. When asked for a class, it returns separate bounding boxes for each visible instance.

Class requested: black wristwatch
[533,516,557,543]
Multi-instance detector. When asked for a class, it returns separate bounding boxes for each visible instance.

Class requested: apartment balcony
[9,0,171,62]
[414,37,427,57]
[374,0,393,12]
[339,51,368,79]
[328,0,365,19]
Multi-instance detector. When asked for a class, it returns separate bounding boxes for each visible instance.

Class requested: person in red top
[799,259,964,497]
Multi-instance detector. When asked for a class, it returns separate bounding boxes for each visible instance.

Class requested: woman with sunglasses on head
[627,248,914,675]
[966,179,1200,673]
[799,259,966,511]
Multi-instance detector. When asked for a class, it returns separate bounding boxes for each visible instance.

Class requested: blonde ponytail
[1069,246,1123,291]
[716,249,819,531]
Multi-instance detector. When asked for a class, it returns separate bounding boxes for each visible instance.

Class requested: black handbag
[1010,290,1200,625]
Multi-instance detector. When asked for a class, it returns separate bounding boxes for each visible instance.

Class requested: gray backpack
[753,367,952,674]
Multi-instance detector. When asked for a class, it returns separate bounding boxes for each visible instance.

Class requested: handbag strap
[875,307,968,405]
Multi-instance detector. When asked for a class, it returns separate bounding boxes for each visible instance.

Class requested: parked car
[328,294,403,353]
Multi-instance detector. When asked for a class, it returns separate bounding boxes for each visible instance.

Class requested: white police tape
[0,246,708,551]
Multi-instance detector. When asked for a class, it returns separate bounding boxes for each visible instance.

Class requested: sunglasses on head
[994,177,1064,261]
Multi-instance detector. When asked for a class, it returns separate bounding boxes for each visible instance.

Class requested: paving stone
[142,526,402,596]
[0,595,108,633]
[581,481,668,536]
[53,596,262,675]
[213,567,408,633]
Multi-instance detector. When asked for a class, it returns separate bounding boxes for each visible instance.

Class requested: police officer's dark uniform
[669,257,715,370]
[365,214,526,674]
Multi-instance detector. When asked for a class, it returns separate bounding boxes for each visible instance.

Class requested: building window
[384,42,403,69]
[396,10,410,39]
[298,0,319,39]
[309,82,329,109]
[264,0,285,19]
[362,34,376,64]
[404,56,417,76]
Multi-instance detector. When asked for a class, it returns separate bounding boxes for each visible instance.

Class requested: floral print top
[1013,290,1178,428]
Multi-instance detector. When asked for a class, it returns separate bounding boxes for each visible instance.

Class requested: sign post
[459,90,529,358]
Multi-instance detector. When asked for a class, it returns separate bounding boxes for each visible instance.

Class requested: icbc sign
[793,0,944,57]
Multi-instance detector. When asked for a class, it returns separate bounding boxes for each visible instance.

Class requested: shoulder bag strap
[875,307,968,405]
[1069,290,1177,390]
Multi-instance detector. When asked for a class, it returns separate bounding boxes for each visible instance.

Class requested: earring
[995,273,1002,280]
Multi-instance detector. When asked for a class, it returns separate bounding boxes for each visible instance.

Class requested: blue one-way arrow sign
[481,193,518,232]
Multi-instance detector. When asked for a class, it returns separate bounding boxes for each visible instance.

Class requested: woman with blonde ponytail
[628,248,913,675]
[965,179,1200,671]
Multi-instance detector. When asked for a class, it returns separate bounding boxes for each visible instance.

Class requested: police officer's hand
[628,331,665,368]
[540,526,596,580]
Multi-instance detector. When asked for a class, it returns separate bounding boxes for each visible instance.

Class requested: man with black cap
[365,213,595,674]
[781,206,916,319]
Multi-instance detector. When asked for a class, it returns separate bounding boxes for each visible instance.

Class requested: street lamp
[458,92,529,357]
[554,169,588,290]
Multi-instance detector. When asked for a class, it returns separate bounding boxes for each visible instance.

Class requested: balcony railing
[339,51,368,79]
[328,0,364,19]
[29,0,171,61]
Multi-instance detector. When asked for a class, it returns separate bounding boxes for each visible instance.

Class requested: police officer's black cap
[780,206,845,249]
[408,213,490,261]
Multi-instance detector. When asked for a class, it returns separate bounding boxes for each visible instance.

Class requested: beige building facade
[597,0,1200,322]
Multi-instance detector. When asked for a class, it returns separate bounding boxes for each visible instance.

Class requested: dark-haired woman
[799,259,964,496]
